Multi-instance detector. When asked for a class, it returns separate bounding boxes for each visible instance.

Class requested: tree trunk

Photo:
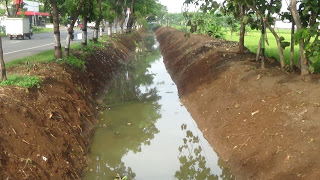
[50,0,62,59]
[268,26,285,70]
[290,20,295,69]
[127,0,135,32]
[82,16,88,46]
[0,36,7,81]
[239,4,245,53]
[261,17,265,69]
[119,0,128,34]
[108,23,112,36]
[290,0,309,75]
[256,37,262,61]
[100,23,103,37]
[93,0,102,42]
[5,0,11,17]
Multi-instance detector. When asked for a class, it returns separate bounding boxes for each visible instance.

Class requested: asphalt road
[2,27,94,62]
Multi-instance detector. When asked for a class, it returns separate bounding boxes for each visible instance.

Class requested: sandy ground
[156,27,320,180]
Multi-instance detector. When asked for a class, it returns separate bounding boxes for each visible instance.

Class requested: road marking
[4,40,67,55]
[10,41,21,44]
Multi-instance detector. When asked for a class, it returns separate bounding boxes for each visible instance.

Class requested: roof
[17,11,50,16]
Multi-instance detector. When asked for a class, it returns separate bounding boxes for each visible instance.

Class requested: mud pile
[156,27,320,180]
[0,33,140,179]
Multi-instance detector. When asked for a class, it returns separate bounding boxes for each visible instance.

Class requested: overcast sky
[159,0,288,13]
[159,0,225,13]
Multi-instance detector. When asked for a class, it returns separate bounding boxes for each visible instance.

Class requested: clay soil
[0,33,140,179]
[156,27,320,180]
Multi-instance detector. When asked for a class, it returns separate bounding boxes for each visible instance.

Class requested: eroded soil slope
[0,33,140,179]
[156,27,320,180]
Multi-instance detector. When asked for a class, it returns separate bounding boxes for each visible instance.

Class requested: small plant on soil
[114,174,128,180]
[64,55,86,71]
[0,75,43,88]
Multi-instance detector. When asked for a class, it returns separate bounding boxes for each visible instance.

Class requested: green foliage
[294,28,311,44]
[64,55,86,71]
[184,11,228,38]
[279,36,290,50]
[306,39,320,73]
[0,75,42,88]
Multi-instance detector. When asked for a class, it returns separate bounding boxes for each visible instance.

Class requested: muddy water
[82,34,234,180]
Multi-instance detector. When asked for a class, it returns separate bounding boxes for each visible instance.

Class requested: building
[15,0,50,26]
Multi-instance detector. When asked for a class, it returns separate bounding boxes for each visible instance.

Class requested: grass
[224,29,300,65]
[33,27,54,34]
[6,50,55,68]
[0,75,42,88]
[2,34,113,88]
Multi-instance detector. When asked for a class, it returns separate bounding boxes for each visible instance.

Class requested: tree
[80,0,95,46]
[289,0,316,74]
[244,0,290,70]
[93,0,102,42]
[222,0,249,53]
[48,0,63,59]
[63,0,86,56]
[0,36,6,81]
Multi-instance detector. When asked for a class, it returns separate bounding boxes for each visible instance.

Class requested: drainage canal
[82,33,234,180]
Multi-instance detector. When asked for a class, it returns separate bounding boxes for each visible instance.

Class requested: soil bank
[155,27,320,180]
[0,33,140,179]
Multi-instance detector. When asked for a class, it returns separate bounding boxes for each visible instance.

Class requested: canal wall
[0,32,141,179]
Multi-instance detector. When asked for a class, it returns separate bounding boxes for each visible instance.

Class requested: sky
[159,0,224,13]
[159,0,288,13]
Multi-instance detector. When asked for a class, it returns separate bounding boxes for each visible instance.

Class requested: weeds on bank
[64,55,86,71]
[0,75,43,88]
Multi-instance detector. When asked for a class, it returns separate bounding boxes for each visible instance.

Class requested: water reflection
[175,124,218,180]
[175,124,234,180]
[83,35,162,180]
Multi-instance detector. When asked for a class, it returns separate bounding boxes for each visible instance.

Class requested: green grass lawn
[224,29,300,65]
[33,27,54,34]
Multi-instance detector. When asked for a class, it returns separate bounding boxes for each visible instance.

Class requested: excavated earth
[0,33,140,179]
[155,27,320,180]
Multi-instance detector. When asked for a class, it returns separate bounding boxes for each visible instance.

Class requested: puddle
[82,33,234,180]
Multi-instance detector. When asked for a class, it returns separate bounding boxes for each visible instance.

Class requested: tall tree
[63,0,86,56]
[245,0,287,70]
[93,0,102,42]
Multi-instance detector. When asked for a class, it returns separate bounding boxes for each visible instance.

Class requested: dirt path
[0,33,140,179]
[155,27,320,180]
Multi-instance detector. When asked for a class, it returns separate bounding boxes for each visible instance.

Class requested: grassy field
[224,29,300,65]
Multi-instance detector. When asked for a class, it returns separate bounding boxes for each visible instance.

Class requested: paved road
[2,28,94,62]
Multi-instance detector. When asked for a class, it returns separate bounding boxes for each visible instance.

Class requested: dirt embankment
[155,27,320,180]
[0,33,140,179]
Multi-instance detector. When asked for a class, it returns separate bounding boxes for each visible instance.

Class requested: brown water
[82,34,234,180]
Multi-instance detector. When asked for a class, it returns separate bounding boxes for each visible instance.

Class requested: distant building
[14,0,50,26]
